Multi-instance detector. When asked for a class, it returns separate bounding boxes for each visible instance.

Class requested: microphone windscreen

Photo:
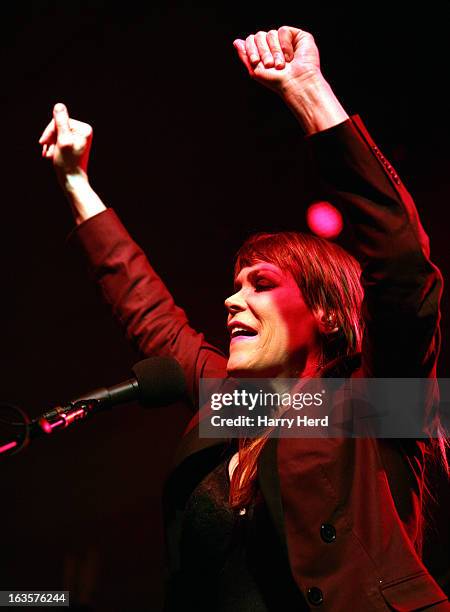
[132,356,186,407]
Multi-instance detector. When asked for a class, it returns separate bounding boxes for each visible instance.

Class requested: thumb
[233,39,253,75]
[53,103,71,142]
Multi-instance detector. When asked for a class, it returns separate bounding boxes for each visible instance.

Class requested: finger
[53,103,72,144]
[245,34,260,66]
[254,31,274,68]
[45,144,55,158]
[38,118,56,145]
[267,30,285,69]
[233,39,253,74]
[68,118,93,139]
[278,26,295,61]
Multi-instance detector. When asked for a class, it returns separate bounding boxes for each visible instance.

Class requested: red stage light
[306,201,343,239]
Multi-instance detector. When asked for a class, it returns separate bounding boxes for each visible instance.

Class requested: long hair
[229,231,364,509]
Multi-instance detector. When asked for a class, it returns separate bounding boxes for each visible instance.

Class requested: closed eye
[254,280,276,291]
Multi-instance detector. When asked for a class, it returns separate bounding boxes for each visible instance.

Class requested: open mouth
[229,326,258,340]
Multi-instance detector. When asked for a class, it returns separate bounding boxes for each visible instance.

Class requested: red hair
[229,231,364,509]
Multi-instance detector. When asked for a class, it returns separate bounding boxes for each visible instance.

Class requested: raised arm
[39,104,227,407]
[233,27,443,377]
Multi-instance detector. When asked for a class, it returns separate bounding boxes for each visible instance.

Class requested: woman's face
[225,262,321,377]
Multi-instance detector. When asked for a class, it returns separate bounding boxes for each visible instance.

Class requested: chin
[227,358,255,378]
[227,359,278,379]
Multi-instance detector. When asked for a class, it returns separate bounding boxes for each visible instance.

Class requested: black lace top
[163,451,308,611]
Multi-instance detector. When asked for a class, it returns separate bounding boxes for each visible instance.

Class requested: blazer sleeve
[69,208,227,408]
[308,115,443,378]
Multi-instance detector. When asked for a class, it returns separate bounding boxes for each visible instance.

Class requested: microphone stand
[1,398,103,457]
[0,377,140,457]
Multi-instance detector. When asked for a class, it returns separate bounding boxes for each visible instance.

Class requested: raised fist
[233,27,320,94]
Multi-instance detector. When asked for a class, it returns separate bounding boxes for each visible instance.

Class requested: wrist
[60,172,107,225]
[281,72,349,135]
[59,169,89,194]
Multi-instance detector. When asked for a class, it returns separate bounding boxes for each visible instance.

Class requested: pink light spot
[0,440,17,453]
[39,417,53,434]
[306,201,343,239]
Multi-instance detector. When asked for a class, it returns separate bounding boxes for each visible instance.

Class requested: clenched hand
[233,27,321,95]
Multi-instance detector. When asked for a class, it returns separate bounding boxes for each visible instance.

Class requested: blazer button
[320,523,336,543]
[307,587,324,606]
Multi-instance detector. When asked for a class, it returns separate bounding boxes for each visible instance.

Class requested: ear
[314,308,339,336]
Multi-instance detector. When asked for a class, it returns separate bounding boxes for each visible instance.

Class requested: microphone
[33,356,186,435]
[77,356,186,408]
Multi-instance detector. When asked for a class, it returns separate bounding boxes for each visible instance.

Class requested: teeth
[231,326,256,338]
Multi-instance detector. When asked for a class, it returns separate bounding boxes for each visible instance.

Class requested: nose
[224,289,246,314]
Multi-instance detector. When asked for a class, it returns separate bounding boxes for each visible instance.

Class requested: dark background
[1,2,449,610]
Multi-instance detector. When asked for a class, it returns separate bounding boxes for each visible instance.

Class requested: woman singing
[39,25,449,612]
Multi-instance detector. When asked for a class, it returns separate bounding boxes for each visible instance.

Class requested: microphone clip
[36,399,101,435]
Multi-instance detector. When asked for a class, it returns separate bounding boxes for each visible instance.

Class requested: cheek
[256,308,296,359]
[249,295,297,350]
[276,302,317,348]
